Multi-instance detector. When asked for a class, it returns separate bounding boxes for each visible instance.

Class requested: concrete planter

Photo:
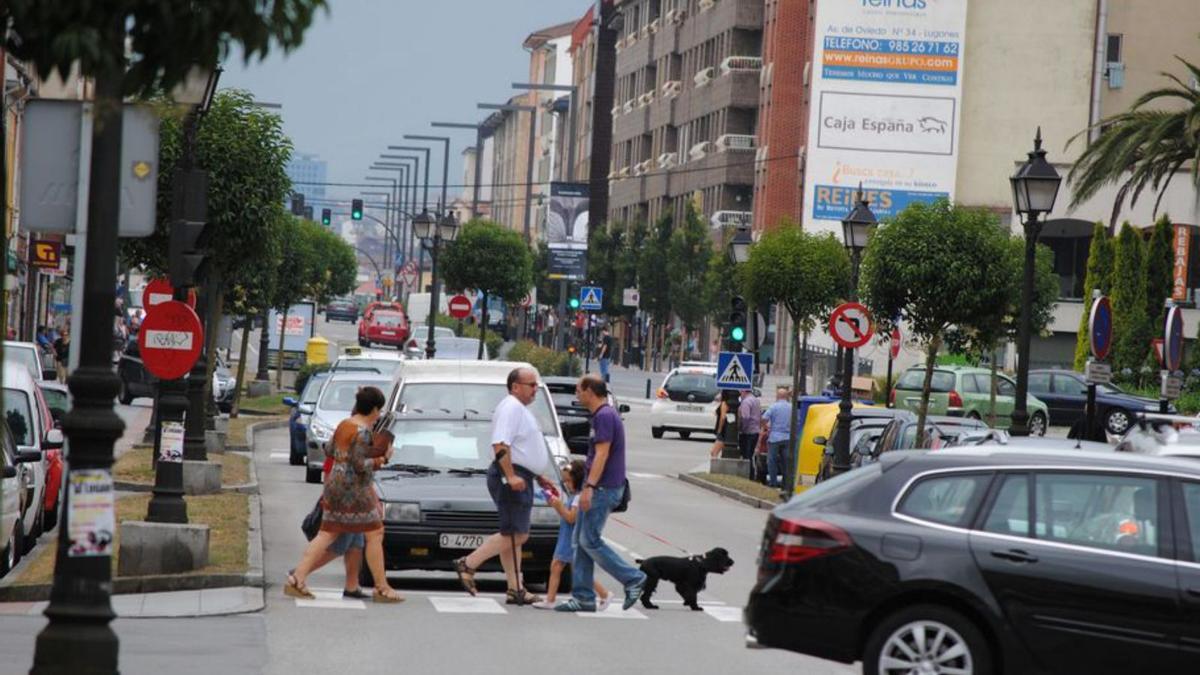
[183,460,222,495]
[117,521,210,576]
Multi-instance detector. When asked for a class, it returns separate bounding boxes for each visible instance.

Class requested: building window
[1106,34,1123,64]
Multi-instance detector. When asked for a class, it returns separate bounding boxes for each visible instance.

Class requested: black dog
[637,547,734,611]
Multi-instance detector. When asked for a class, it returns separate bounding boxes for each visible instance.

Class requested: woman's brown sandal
[453,558,478,596]
[373,587,405,603]
[283,572,315,600]
[506,588,542,606]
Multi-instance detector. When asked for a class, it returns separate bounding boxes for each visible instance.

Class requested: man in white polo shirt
[454,366,550,605]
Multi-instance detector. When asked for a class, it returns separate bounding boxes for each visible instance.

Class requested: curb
[226,417,289,453]
[676,473,779,511]
[244,494,264,589]
[0,571,259,603]
[111,453,260,495]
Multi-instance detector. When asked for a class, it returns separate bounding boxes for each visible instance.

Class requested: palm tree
[1068,55,1200,229]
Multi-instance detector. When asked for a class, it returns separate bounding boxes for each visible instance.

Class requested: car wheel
[1105,408,1132,435]
[5,517,21,572]
[305,467,322,484]
[651,427,663,439]
[118,379,134,405]
[863,604,992,675]
[1029,411,1047,437]
[679,431,691,440]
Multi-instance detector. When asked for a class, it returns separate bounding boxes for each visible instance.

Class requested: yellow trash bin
[306,336,331,365]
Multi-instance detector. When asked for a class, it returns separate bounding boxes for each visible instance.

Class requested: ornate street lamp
[1009,128,1062,436]
[728,225,752,264]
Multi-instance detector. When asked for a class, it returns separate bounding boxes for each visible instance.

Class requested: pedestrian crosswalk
[294,588,739,621]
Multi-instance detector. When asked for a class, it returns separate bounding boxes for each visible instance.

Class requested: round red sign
[889,327,902,360]
[138,300,204,380]
[448,294,472,320]
[828,302,875,350]
[142,278,196,310]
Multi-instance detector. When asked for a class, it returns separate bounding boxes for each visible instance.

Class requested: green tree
[1073,223,1115,370]
[739,220,850,486]
[859,200,1013,443]
[308,225,357,303]
[270,216,324,388]
[1110,222,1151,373]
[638,212,674,364]
[667,201,712,351]
[1146,214,1175,327]
[1068,52,1200,225]
[442,219,533,358]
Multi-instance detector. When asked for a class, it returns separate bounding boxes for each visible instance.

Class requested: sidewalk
[0,586,262,619]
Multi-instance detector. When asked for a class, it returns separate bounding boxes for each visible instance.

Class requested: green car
[891,365,1050,436]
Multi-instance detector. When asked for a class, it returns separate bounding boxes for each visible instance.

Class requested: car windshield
[40,386,68,413]
[896,369,955,392]
[318,379,388,412]
[374,313,405,327]
[385,419,497,471]
[431,338,484,360]
[6,350,41,382]
[665,372,716,393]
[301,373,331,405]
[410,326,456,339]
[3,388,34,446]
[397,383,558,436]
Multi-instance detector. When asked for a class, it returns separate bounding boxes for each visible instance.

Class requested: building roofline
[523,19,578,49]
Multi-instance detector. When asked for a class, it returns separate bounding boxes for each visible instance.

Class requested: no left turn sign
[829,302,874,350]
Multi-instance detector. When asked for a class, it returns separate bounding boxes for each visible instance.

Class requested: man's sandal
[373,588,405,604]
[283,573,315,600]
[453,558,478,596]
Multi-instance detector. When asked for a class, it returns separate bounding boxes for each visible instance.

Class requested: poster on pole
[160,421,185,463]
[67,470,115,558]
[803,0,969,236]
[546,182,590,250]
[267,301,316,370]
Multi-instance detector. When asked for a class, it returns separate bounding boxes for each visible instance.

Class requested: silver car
[305,372,395,483]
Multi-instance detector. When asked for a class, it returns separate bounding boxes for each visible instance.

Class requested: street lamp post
[376,154,424,268]
[413,210,460,358]
[1009,128,1062,437]
[831,187,877,477]
[364,175,399,271]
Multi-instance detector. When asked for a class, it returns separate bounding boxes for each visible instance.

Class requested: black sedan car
[542,376,630,454]
[117,337,234,411]
[1029,368,1169,436]
[364,414,561,588]
[324,299,359,323]
[746,447,1200,673]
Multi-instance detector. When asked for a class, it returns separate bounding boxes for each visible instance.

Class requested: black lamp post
[1009,128,1062,437]
[414,210,459,358]
[831,187,876,477]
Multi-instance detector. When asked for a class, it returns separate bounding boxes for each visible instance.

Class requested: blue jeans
[767,440,789,488]
[599,358,611,382]
[571,485,645,604]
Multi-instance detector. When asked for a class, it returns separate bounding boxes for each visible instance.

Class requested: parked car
[304,372,396,483]
[331,346,406,378]
[892,365,1051,435]
[865,414,990,461]
[118,335,234,411]
[1029,368,1167,436]
[649,362,719,439]
[543,376,630,454]
[5,341,57,382]
[814,408,915,480]
[38,382,69,426]
[403,325,458,358]
[324,299,359,323]
[1,420,41,576]
[423,336,488,360]
[283,370,331,467]
[4,365,64,553]
[358,309,410,349]
[745,445,1200,673]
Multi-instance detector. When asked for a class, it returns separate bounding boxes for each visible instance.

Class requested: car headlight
[310,417,335,443]
[1145,403,1161,411]
[530,506,559,527]
[384,502,421,523]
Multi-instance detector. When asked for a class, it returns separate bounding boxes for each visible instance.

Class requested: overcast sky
[220,0,585,204]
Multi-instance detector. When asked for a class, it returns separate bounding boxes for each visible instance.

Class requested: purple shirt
[738,394,761,434]
[586,404,626,489]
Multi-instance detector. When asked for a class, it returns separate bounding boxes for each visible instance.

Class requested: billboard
[803,0,969,234]
[547,182,590,280]
[267,302,316,370]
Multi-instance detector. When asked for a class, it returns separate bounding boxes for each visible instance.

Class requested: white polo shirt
[491,394,548,475]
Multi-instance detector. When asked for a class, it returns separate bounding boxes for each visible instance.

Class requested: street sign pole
[1162,304,1185,413]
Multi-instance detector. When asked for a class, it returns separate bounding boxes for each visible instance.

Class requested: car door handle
[991,549,1038,564]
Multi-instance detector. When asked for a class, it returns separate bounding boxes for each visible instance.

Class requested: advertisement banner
[1173,224,1191,302]
[803,0,969,235]
[268,302,316,370]
[547,182,590,250]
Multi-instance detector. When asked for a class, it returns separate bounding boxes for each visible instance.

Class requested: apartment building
[608,0,763,229]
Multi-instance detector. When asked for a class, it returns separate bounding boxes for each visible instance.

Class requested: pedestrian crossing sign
[716,352,754,390]
[580,286,603,310]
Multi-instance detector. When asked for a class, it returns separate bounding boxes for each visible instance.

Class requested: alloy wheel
[1106,409,1130,435]
[879,619,973,675]
[1029,412,1047,437]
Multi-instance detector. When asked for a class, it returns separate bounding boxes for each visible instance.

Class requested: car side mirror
[283,396,298,407]
[2,465,15,478]
[44,428,64,450]
[619,404,631,414]
[298,404,315,415]
[15,450,41,464]
[813,435,828,446]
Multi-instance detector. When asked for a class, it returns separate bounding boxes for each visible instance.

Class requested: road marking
[577,604,647,620]
[269,452,290,461]
[702,606,743,622]
[429,596,507,614]
[295,589,366,610]
[651,598,727,607]
[627,472,661,480]
[602,537,643,561]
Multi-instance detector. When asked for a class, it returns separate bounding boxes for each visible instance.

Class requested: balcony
[679,0,764,51]
[677,149,755,194]
[675,69,760,123]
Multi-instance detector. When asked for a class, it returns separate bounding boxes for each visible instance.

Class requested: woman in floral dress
[285,386,403,603]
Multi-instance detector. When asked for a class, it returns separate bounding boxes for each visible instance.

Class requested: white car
[332,346,407,378]
[1,421,37,576]
[4,341,56,382]
[384,360,570,467]
[305,372,396,484]
[3,365,63,553]
[649,362,721,440]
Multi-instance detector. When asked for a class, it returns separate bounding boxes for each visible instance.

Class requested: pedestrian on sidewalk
[532,459,611,610]
[761,387,792,489]
[53,327,71,382]
[556,374,646,612]
[738,389,761,480]
[710,396,731,459]
[285,386,404,603]
[598,327,613,383]
[454,367,552,606]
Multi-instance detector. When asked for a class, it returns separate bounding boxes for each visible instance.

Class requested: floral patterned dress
[320,421,383,533]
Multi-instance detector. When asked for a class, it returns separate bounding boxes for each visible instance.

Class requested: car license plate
[439,533,485,549]
[678,404,704,413]
[381,331,396,336]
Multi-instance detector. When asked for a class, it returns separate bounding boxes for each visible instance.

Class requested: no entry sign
[142,278,196,310]
[138,300,203,380]
[447,294,472,320]
[829,302,874,350]
[1089,296,1113,362]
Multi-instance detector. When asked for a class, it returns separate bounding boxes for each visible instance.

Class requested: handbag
[301,498,323,541]
[613,478,632,513]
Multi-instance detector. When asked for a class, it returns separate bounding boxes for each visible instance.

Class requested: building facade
[286,152,328,208]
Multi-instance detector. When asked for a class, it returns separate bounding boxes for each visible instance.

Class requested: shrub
[295,362,331,394]
[508,340,580,377]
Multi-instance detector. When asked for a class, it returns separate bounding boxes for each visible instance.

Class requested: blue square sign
[579,286,603,310]
[716,352,754,390]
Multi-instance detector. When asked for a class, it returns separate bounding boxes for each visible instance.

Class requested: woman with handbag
[285,386,404,603]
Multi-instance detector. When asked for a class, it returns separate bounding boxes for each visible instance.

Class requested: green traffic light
[569,298,581,309]
[730,326,746,342]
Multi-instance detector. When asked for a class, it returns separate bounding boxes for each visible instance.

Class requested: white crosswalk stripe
[627,472,662,480]
[429,596,508,614]
[577,604,647,620]
[269,452,290,461]
[702,606,743,622]
[294,588,366,610]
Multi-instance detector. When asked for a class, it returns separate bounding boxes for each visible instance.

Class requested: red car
[358,309,410,348]
[32,385,63,530]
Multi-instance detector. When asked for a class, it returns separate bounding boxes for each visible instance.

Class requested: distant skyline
[220,0,587,210]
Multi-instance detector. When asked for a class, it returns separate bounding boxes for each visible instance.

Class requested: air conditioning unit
[650,18,661,34]
[626,31,637,46]
[699,0,716,12]
[688,141,711,161]
[710,211,753,229]
[720,56,763,76]
[715,134,756,152]
[661,80,682,98]
[640,25,650,39]
[666,8,687,24]
[623,99,635,114]
[657,152,679,169]
[694,67,715,87]
[638,91,655,106]
[612,105,622,116]
[617,167,631,179]
[607,170,619,180]
[615,36,625,51]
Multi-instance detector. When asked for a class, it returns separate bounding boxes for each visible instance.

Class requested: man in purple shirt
[738,389,762,480]
[555,374,647,613]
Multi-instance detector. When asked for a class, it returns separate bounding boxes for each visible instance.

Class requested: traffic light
[303,205,313,221]
[321,208,332,226]
[351,199,364,221]
[168,169,209,288]
[568,296,581,310]
[728,296,747,346]
[290,192,305,216]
